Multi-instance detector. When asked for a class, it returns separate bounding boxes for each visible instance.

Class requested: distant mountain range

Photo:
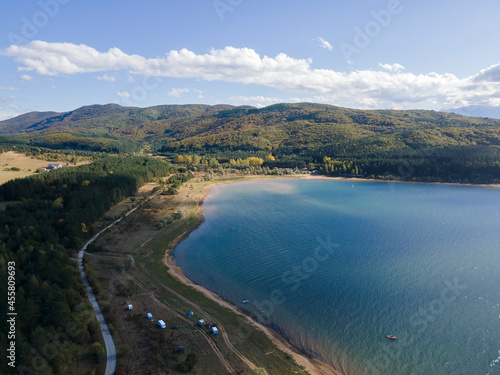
[1,102,499,154]
[444,105,500,119]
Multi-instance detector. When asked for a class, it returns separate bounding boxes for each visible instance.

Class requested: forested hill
[1,102,500,181]
[0,156,173,374]
[1,102,499,154]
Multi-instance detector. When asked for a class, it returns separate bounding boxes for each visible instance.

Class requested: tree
[183,352,199,372]
[81,223,89,233]
[91,342,105,363]
[52,197,64,209]
[124,255,134,270]
[247,157,264,166]
[192,154,201,164]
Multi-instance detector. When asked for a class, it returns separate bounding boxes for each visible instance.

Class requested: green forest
[1,102,499,182]
[0,156,171,374]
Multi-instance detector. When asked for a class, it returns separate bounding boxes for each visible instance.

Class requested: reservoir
[174,179,500,375]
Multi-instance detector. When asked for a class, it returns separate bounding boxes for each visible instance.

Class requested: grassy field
[0,151,52,184]
[0,151,89,185]
[87,174,316,375]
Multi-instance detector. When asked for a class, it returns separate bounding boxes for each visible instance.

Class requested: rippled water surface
[174,179,500,375]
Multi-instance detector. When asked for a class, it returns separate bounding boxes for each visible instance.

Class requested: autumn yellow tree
[247,157,264,166]
[192,154,201,164]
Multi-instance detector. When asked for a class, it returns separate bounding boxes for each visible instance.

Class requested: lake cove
[174,179,500,375]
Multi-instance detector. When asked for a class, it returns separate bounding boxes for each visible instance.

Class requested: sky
[0,0,500,120]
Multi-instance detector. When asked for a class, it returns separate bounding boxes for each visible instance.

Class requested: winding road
[78,192,161,375]
[78,220,120,375]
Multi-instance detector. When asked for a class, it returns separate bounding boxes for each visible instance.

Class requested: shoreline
[163,175,343,375]
[161,174,498,375]
[311,174,500,188]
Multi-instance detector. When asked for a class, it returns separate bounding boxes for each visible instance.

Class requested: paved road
[79,220,119,375]
[78,192,160,374]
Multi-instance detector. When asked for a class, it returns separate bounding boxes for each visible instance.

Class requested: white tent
[211,327,218,335]
[198,319,205,325]
[127,304,133,310]
[158,320,166,329]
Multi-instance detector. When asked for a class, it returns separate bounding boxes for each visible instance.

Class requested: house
[158,320,166,329]
[147,313,153,319]
[47,163,62,169]
[127,304,133,310]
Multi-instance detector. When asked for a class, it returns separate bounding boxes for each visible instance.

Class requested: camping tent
[211,327,218,336]
[158,320,166,329]
[187,311,193,316]
[147,313,153,319]
[198,319,205,326]
[127,304,133,310]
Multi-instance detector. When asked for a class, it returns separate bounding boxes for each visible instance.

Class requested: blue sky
[0,0,499,120]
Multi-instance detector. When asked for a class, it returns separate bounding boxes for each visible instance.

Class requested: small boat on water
[242,300,249,304]
[386,335,397,340]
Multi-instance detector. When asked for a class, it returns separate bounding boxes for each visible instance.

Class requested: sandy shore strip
[163,176,343,375]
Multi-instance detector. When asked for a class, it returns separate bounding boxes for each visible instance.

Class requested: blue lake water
[174,179,500,375]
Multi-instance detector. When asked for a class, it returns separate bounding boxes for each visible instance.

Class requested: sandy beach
[163,175,343,375]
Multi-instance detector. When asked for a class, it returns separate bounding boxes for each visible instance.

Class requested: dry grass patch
[0,151,89,185]
[0,151,49,184]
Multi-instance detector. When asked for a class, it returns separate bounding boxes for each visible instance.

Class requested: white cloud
[0,86,19,91]
[230,96,284,107]
[3,41,500,110]
[0,102,22,120]
[0,96,17,103]
[167,88,204,98]
[193,89,204,98]
[378,63,404,72]
[97,74,116,81]
[0,112,22,121]
[116,91,130,97]
[316,37,333,51]
[19,74,32,81]
[168,88,190,97]
[471,63,500,82]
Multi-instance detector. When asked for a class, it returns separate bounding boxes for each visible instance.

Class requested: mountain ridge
[1,102,499,155]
